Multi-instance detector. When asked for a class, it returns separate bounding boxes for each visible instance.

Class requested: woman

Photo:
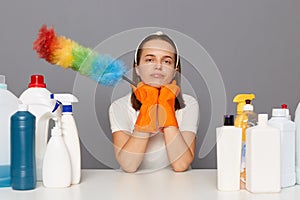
[109,31,199,173]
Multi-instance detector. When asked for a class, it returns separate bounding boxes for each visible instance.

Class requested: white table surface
[0,169,300,200]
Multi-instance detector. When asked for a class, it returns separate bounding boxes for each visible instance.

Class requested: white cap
[272,108,286,117]
[0,75,7,90]
[243,104,253,111]
[285,109,290,117]
[0,75,5,84]
[18,104,28,111]
[258,114,268,125]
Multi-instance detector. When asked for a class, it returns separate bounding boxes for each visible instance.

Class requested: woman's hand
[132,82,159,133]
[158,80,180,128]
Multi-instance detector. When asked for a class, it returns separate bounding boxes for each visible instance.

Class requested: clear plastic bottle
[234,99,258,188]
[0,75,20,187]
[243,100,258,127]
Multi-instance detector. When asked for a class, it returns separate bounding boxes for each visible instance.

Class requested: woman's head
[133,32,181,87]
[131,32,185,111]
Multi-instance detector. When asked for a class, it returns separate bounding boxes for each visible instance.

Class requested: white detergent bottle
[246,114,281,193]
[43,118,71,188]
[19,75,58,181]
[0,75,21,187]
[295,102,300,184]
[51,93,81,184]
[216,115,242,191]
[269,108,296,188]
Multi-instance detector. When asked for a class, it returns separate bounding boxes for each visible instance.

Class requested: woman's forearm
[114,131,150,173]
[163,127,195,172]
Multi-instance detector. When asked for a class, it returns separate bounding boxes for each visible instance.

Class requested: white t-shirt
[109,93,199,172]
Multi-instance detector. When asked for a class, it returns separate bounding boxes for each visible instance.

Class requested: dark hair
[131,33,185,111]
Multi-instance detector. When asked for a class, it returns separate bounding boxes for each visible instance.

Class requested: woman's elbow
[121,165,139,173]
[172,156,194,172]
[116,157,140,173]
[172,163,189,172]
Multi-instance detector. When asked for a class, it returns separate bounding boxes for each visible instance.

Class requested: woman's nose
[154,63,163,70]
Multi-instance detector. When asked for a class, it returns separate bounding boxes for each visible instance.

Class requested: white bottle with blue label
[0,75,20,187]
[51,94,81,184]
[269,108,296,188]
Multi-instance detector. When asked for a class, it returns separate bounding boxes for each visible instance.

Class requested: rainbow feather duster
[33,25,129,86]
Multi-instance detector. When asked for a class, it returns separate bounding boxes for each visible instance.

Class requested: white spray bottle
[50,93,81,184]
[42,115,71,188]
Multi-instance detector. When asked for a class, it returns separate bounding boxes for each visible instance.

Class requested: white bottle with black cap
[269,108,296,188]
[246,114,281,193]
[216,115,242,191]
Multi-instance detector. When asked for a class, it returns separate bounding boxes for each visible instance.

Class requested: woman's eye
[145,58,154,62]
[163,60,172,65]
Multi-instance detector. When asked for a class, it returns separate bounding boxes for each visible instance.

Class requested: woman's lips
[150,73,164,78]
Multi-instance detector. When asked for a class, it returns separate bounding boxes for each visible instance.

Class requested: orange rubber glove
[158,80,180,128]
[132,82,159,133]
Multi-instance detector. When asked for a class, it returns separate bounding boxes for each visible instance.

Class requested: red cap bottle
[28,75,46,88]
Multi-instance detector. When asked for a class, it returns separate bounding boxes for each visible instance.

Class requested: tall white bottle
[268,108,296,188]
[42,119,71,188]
[246,114,281,193]
[295,102,300,184]
[51,93,81,184]
[217,115,242,191]
[19,75,59,181]
[0,75,20,187]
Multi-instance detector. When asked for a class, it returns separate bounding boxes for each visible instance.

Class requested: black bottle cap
[224,115,234,126]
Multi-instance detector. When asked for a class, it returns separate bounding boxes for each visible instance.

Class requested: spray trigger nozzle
[52,100,62,113]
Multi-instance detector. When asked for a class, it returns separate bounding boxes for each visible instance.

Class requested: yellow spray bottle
[233,93,256,189]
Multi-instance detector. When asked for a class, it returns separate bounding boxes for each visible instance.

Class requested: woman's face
[135,39,177,87]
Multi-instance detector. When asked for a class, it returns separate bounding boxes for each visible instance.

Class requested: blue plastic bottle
[11,104,36,190]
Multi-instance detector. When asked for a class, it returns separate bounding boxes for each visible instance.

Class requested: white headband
[134,31,179,67]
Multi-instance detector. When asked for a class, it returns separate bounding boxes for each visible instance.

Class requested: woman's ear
[135,65,140,76]
[173,68,178,78]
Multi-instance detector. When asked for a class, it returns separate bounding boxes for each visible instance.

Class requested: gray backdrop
[1,0,299,169]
